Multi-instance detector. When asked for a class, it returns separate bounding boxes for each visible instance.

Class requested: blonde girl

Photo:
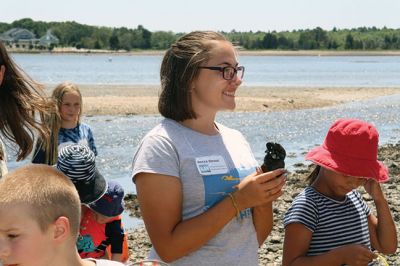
[32,82,97,165]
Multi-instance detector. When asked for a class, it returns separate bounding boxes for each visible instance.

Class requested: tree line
[1,18,400,51]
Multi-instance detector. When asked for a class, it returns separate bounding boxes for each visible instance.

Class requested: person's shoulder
[291,187,320,206]
[78,122,93,130]
[143,118,181,140]
[216,122,245,138]
[347,189,365,203]
[215,122,233,132]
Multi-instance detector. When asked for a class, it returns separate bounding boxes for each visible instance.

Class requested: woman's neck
[180,115,218,136]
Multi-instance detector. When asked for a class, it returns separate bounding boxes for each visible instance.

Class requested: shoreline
[40,85,400,116]
[124,143,400,265]
[10,48,400,56]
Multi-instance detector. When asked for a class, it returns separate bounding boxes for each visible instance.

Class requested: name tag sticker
[195,156,228,176]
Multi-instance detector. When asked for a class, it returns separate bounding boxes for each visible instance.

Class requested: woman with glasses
[132,31,285,265]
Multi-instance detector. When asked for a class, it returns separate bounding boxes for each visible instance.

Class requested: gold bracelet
[228,193,240,219]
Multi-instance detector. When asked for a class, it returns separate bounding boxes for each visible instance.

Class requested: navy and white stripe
[284,186,371,257]
[56,143,107,204]
[57,144,96,182]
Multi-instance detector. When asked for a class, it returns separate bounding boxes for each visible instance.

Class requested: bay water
[6,53,400,228]
[11,53,400,87]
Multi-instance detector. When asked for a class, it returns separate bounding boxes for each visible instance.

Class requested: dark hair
[306,165,321,185]
[0,42,51,160]
[158,31,227,121]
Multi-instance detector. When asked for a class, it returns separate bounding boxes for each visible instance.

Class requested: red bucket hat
[306,118,388,182]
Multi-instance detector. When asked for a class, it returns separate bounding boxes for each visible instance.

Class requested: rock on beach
[124,143,400,265]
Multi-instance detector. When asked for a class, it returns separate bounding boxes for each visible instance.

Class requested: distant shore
[10,47,400,56]
[41,84,400,116]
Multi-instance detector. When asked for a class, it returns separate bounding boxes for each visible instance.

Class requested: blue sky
[3,0,400,32]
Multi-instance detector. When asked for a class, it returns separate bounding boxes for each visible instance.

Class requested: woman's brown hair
[158,31,228,121]
[0,42,51,160]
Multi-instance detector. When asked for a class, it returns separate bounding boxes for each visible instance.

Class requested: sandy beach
[44,84,400,116]
[90,85,400,265]
[43,84,400,264]
[124,143,400,265]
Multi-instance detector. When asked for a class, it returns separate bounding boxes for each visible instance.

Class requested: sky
[2,0,400,33]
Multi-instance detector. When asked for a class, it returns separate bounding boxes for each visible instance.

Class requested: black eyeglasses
[198,66,245,80]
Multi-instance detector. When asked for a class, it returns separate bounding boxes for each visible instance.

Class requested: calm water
[11,53,400,87]
[6,94,400,229]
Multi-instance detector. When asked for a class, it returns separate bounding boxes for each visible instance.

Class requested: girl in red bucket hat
[282,118,397,266]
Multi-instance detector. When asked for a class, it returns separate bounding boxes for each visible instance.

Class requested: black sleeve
[105,219,125,254]
[31,141,46,164]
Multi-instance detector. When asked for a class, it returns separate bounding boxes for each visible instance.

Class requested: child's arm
[110,253,123,262]
[365,179,398,254]
[252,202,273,246]
[106,219,126,262]
[283,223,376,266]
[252,168,285,246]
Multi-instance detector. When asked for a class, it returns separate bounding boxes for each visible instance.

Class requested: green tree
[109,34,120,50]
[151,31,177,49]
[262,33,278,49]
[345,33,354,49]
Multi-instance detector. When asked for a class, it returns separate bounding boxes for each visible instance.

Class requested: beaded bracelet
[228,192,240,220]
[374,252,389,266]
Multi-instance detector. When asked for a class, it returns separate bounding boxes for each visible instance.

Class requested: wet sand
[44,84,400,116]
[42,83,400,263]
[124,143,400,265]
[9,47,399,264]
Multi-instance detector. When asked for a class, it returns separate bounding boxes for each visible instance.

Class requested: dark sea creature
[261,142,286,173]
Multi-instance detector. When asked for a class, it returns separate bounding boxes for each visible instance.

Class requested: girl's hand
[340,244,377,266]
[234,168,286,210]
[363,179,385,202]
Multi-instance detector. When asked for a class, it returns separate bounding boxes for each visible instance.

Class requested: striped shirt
[284,186,372,262]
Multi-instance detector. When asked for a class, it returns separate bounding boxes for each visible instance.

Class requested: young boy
[78,180,128,263]
[56,144,107,205]
[0,164,125,266]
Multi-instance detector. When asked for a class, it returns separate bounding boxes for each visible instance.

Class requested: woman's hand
[234,168,286,210]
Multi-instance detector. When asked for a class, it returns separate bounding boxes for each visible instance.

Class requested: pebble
[124,143,400,265]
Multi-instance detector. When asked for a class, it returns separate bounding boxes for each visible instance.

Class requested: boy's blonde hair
[41,82,83,164]
[0,164,81,236]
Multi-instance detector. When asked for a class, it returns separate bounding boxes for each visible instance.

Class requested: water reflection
[5,94,400,229]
